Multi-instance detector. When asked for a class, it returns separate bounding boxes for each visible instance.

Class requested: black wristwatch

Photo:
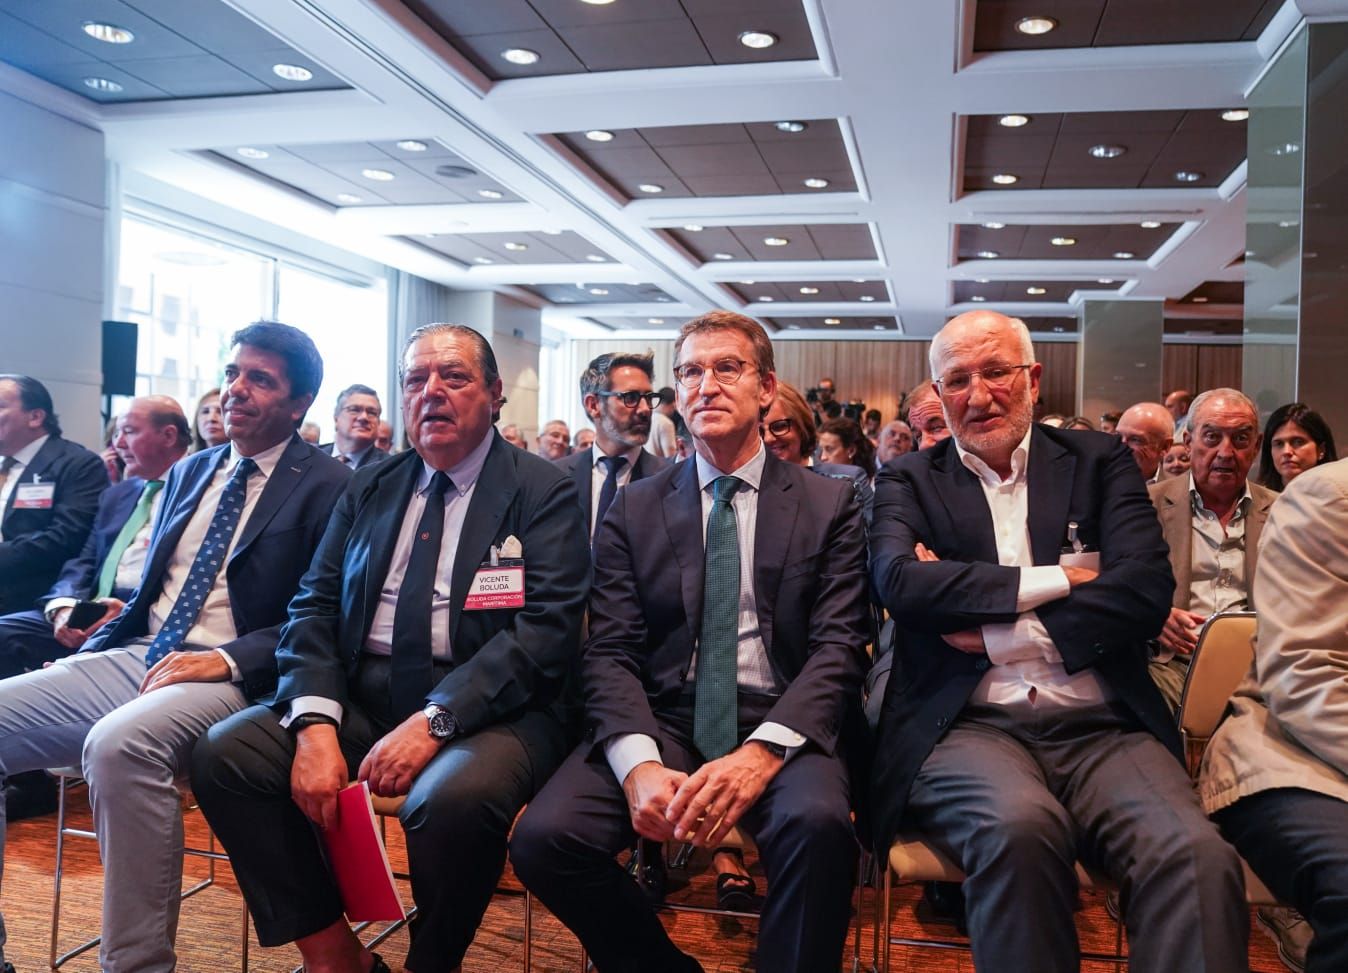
[754,740,788,760]
[289,713,338,733]
[423,704,459,741]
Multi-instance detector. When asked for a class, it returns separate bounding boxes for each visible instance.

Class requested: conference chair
[1175,610,1258,776]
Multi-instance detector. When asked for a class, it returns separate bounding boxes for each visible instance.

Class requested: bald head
[115,395,190,480]
[929,311,1034,378]
[1164,389,1193,422]
[1116,402,1173,480]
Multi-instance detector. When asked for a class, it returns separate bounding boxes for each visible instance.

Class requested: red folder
[320,781,407,922]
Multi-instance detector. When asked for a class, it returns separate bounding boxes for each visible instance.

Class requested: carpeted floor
[0,786,1289,972]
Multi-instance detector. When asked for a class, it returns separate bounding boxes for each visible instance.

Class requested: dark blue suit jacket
[42,476,147,604]
[83,435,351,699]
[554,445,668,536]
[271,433,590,734]
[867,426,1178,850]
[584,451,870,757]
[0,436,108,615]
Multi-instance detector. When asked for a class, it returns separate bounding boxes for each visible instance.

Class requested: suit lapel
[572,448,592,532]
[1158,480,1192,605]
[930,447,999,564]
[151,448,225,581]
[361,454,421,626]
[5,438,59,520]
[1026,430,1075,565]
[1244,485,1275,596]
[662,459,705,642]
[449,439,518,642]
[231,436,308,561]
[752,456,797,656]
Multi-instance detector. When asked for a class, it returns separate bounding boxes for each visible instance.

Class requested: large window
[116,213,389,442]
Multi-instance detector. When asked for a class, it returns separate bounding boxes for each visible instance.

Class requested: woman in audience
[765,385,873,519]
[819,416,877,477]
[191,387,227,452]
[1163,442,1191,478]
[1256,402,1337,491]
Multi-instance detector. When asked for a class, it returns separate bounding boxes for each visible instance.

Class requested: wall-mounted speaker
[101,320,137,396]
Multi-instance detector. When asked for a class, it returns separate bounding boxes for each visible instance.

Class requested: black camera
[805,387,822,404]
[842,400,866,422]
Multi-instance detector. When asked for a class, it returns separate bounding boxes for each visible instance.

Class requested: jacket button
[975,659,990,671]
[936,717,947,728]
[1094,643,1105,654]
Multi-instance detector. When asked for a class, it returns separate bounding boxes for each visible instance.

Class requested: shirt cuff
[44,597,77,622]
[280,696,344,728]
[213,648,243,683]
[746,722,807,761]
[604,733,662,785]
[1016,565,1070,613]
[983,611,1062,665]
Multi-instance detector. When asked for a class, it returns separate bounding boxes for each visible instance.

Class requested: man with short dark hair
[192,323,589,973]
[0,375,107,619]
[322,384,389,470]
[1116,402,1174,482]
[0,323,350,973]
[646,386,677,458]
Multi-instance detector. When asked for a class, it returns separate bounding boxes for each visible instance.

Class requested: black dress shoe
[922,880,968,935]
[5,771,59,821]
[369,952,391,973]
[4,960,18,973]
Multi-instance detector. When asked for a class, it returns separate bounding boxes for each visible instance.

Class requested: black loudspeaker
[101,320,137,396]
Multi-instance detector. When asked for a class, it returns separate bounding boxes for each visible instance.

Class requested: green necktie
[694,475,742,761]
[95,480,163,600]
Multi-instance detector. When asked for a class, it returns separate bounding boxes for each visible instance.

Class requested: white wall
[0,90,107,449]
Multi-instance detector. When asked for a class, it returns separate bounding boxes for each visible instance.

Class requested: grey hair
[1188,388,1258,427]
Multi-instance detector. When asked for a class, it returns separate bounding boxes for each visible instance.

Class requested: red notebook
[320,782,407,922]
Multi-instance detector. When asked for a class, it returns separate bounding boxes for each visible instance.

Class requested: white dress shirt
[331,442,375,468]
[1186,475,1252,617]
[605,442,806,785]
[0,434,50,536]
[957,430,1111,708]
[588,444,642,536]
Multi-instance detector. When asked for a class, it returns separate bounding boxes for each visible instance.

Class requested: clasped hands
[621,742,784,848]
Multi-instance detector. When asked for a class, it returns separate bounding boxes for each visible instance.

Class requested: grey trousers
[0,642,247,972]
[906,700,1247,973]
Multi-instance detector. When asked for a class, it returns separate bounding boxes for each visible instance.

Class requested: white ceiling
[6,0,1346,339]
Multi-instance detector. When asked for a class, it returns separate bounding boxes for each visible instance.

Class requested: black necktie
[593,454,627,545]
[390,471,452,720]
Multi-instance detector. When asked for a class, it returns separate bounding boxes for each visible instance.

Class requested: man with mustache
[1147,388,1275,712]
[903,381,951,451]
[555,352,667,544]
[322,384,389,471]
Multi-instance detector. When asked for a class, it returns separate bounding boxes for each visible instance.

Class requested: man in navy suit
[868,311,1246,973]
[191,324,589,973]
[0,322,349,973]
[0,375,107,619]
[555,351,667,542]
[511,311,870,973]
[320,383,390,471]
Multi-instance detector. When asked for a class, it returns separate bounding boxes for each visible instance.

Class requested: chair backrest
[1176,611,1257,773]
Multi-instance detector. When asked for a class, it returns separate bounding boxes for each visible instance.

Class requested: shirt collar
[695,440,766,494]
[954,427,1033,486]
[592,443,644,471]
[228,435,291,481]
[6,434,50,468]
[417,429,494,498]
[1188,473,1252,520]
[338,443,372,463]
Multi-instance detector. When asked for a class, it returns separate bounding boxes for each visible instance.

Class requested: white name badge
[463,558,525,610]
[12,482,55,509]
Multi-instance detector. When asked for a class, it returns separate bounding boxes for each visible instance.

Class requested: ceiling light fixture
[1192,296,1209,303]
[740,279,756,285]
[1026,286,1047,295]
[648,317,665,324]
[763,236,789,246]
[501,48,540,65]
[582,0,616,5]
[982,221,1006,229]
[584,130,615,142]
[473,257,494,265]
[873,324,886,331]
[336,193,362,204]
[503,242,528,252]
[1267,142,1301,157]
[1089,144,1126,159]
[236,147,269,159]
[272,63,314,82]
[1221,108,1249,122]
[998,114,1030,127]
[799,286,820,294]
[713,252,735,260]
[637,183,664,193]
[589,288,609,296]
[971,296,987,302]
[361,168,395,181]
[82,22,134,44]
[977,250,1000,259]
[1113,251,1135,259]
[1050,236,1076,246]
[1140,220,1162,228]
[824,318,841,324]
[787,324,801,330]
[975,277,990,283]
[738,30,778,49]
[395,140,428,152]
[1174,170,1203,182]
[477,189,504,199]
[585,254,607,262]
[83,77,123,93]
[775,120,808,133]
[1053,326,1065,332]
[1097,278,1116,284]
[683,224,704,232]
[542,229,563,235]
[991,173,1018,185]
[1015,16,1058,35]
[759,296,775,302]
[803,177,830,189]
[860,295,876,302]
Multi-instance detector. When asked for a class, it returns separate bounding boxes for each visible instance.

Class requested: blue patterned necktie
[693,475,742,761]
[145,457,257,668]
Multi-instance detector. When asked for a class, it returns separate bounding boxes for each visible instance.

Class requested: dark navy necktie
[145,457,257,668]
[593,454,627,545]
[390,471,453,719]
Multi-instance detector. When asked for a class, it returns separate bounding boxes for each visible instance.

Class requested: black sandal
[714,849,757,911]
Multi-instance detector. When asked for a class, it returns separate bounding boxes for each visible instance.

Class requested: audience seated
[499,422,527,449]
[819,416,876,476]
[190,388,227,453]
[537,419,571,460]
[1166,388,1195,436]
[646,386,678,459]
[763,383,873,524]
[0,324,350,973]
[1164,441,1191,478]
[300,421,322,444]
[1099,411,1120,435]
[1115,401,1174,483]
[902,381,951,450]
[321,383,390,470]
[376,419,395,453]
[1255,402,1337,492]
[573,427,595,451]
[876,419,914,465]
[1148,388,1275,711]
[869,311,1246,973]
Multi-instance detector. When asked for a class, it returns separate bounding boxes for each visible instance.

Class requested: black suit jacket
[42,476,147,604]
[271,433,590,734]
[319,443,390,471]
[554,445,668,535]
[0,436,108,615]
[584,451,870,757]
[83,435,351,699]
[868,426,1178,850]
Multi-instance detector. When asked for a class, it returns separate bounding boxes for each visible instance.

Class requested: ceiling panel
[403,231,614,267]
[1019,315,1080,334]
[724,279,889,304]
[663,223,877,264]
[521,283,677,305]
[1178,280,1244,304]
[973,0,1282,52]
[955,222,1182,261]
[952,279,1106,304]
[766,316,900,331]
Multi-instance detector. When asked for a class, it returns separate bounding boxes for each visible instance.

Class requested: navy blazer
[0,436,108,615]
[554,445,668,535]
[319,443,390,471]
[867,426,1178,851]
[271,433,590,734]
[584,451,870,757]
[41,476,147,604]
[83,435,351,699]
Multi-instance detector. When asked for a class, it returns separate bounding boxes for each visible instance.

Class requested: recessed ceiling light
[1097,278,1116,284]
[1174,170,1203,182]
[763,236,789,246]
[585,254,607,262]
[1278,219,1299,228]
[860,295,876,302]
[473,257,494,265]
[740,279,756,285]
[982,221,1006,229]
[503,242,528,252]
[336,193,362,204]
[477,189,504,199]
[998,114,1030,128]
[1221,109,1249,122]
[1053,326,1065,333]
[501,48,541,65]
[713,252,735,260]
[582,0,616,4]
[738,30,778,49]
[991,173,1019,185]
[799,286,820,294]
[975,277,990,283]
[83,77,123,93]
[1026,286,1047,295]
[541,229,563,235]
[1113,251,1135,259]
[584,130,615,142]
[82,22,134,44]
[1050,236,1076,246]
[824,318,841,324]
[1192,296,1209,303]
[787,324,801,330]
[873,324,887,331]
[236,147,269,159]
[395,140,428,152]
[422,233,438,239]
[1089,144,1126,159]
[977,250,1000,259]
[1015,16,1058,35]
[1267,142,1301,157]
[656,296,673,302]
[273,63,314,82]
[1140,220,1162,228]
[803,177,830,189]
[589,288,609,296]
[683,224,704,232]
[648,317,665,324]
[971,295,987,302]
[637,183,664,193]
[759,296,775,302]
[361,168,395,181]
[775,120,808,133]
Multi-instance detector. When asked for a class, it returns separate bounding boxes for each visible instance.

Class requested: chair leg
[49,774,69,970]
[523,890,532,973]
[880,865,893,973]
[240,901,250,973]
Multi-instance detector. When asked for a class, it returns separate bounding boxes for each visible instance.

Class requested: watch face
[427,709,455,738]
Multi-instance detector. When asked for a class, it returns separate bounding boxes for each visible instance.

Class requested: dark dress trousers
[511,452,871,973]
[0,477,146,676]
[554,444,668,535]
[190,435,589,972]
[0,435,107,617]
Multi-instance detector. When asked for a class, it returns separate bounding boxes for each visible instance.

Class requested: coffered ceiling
[2,0,1341,339]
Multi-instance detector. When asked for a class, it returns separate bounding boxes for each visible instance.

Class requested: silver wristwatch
[423,703,459,740]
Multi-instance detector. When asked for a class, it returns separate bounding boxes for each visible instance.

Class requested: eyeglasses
[596,390,661,409]
[340,405,380,418]
[762,418,794,438]
[673,358,750,389]
[935,363,1032,396]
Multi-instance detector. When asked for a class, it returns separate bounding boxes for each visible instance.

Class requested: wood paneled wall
[1161,344,1244,398]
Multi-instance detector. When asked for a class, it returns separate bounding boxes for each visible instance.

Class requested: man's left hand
[140,650,230,694]
[357,713,442,798]
[666,742,784,847]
